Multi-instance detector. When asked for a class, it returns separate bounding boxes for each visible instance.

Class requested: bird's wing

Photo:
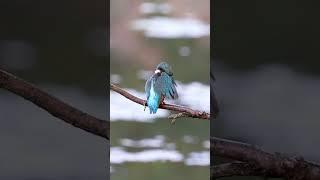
[154,73,178,99]
[145,76,152,99]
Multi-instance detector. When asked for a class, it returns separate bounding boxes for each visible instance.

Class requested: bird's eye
[158,67,164,72]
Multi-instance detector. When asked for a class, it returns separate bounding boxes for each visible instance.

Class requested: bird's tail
[149,106,158,114]
[147,95,160,114]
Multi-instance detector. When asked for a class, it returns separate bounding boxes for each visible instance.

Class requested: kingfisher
[145,62,178,114]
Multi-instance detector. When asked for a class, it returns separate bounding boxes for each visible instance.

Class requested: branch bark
[211,162,267,179]
[0,69,109,140]
[110,83,210,120]
[211,137,320,179]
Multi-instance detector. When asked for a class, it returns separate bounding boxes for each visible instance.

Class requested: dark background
[212,1,320,180]
[213,1,320,73]
[0,1,108,179]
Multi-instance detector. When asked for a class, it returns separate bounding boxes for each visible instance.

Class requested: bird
[145,62,178,114]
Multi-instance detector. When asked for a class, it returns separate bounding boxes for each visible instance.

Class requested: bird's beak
[155,69,161,74]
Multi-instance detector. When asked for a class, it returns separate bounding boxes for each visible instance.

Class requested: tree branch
[211,137,320,179]
[5,68,320,179]
[211,162,267,179]
[0,69,109,140]
[110,83,210,120]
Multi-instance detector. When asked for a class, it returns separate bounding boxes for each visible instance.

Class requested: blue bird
[145,62,178,114]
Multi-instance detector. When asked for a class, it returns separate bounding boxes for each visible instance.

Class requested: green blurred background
[110,0,210,180]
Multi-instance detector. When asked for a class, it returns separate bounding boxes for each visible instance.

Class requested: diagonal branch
[211,137,320,179]
[110,83,210,120]
[0,69,109,140]
[211,162,268,179]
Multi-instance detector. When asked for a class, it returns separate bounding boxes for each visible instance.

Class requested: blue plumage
[145,62,178,114]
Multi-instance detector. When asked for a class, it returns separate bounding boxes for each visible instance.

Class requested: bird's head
[155,62,173,76]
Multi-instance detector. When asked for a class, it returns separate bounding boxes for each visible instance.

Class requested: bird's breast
[150,82,157,97]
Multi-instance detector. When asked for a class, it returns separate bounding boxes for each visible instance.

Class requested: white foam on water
[110,147,184,164]
[130,16,210,39]
[184,151,210,166]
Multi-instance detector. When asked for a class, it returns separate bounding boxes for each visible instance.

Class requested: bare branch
[110,83,210,120]
[0,69,109,140]
[211,137,320,179]
[6,68,320,179]
[211,162,269,179]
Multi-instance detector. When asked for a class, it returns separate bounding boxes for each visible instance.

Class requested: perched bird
[145,62,178,114]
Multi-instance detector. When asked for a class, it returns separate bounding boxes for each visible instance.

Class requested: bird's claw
[143,101,147,111]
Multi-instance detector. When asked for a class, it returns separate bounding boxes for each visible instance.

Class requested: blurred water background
[110,0,210,180]
[0,1,107,179]
[213,1,320,179]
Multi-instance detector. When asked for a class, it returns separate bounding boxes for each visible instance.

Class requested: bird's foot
[143,101,147,111]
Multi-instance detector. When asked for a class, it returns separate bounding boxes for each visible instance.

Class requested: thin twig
[168,112,188,119]
[0,69,109,140]
[110,83,210,120]
[168,112,188,124]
